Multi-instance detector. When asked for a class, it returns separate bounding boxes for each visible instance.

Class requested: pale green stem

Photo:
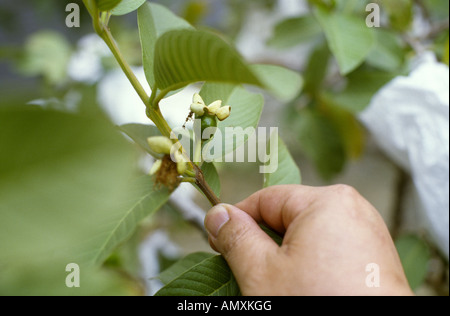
[100,29,149,107]
[98,24,173,138]
[184,169,196,178]
[181,177,196,184]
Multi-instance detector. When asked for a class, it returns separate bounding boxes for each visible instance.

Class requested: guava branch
[194,165,221,206]
[88,7,221,208]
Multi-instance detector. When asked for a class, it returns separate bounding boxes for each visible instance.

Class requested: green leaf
[0,262,133,296]
[119,123,163,157]
[199,82,237,105]
[366,29,405,72]
[381,0,413,32]
[155,254,240,296]
[425,0,450,21]
[309,0,336,10]
[200,85,264,161]
[153,29,263,92]
[156,229,285,296]
[296,107,346,179]
[335,0,372,14]
[112,0,146,15]
[158,252,215,285]
[319,97,366,159]
[251,64,304,102]
[17,31,72,84]
[328,69,395,113]
[93,175,171,265]
[201,162,221,197]
[0,107,136,295]
[138,3,193,89]
[315,8,375,75]
[95,0,122,11]
[395,235,431,290]
[83,0,97,17]
[303,41,330,94]
[183,0,209,25]
[264,133,301,187]
[267,15,322,49]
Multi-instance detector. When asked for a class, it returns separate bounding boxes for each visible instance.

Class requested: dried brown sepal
[153,155,181,192]
[183,111,195,129]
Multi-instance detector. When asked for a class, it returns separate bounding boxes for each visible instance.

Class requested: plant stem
[152,85,185,106]
[181,177,196,184]
[92,12,221,207]
[100,29,149,107]
[184,169,196,178]
[146,106,173,138]
[194,164,221,206]
[98,23,174,139]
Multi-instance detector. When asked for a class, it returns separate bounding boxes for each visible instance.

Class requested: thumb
[204,204,279,283]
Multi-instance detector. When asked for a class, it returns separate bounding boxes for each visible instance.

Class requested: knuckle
[329,184,361,202]
[328,184,364,216]
[331,184,359,198]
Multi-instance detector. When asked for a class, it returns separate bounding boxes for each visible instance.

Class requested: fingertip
[204,204,230,239]
[205,203,278,260]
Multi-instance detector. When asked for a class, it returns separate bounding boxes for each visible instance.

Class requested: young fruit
[200,113,218,139]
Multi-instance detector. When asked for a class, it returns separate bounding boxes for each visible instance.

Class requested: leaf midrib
[157,256,236,296]
[93,189,166,265]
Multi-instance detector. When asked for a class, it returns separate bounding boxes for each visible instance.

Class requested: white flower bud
[172,150,190,175]
[216,105,231,121]
[147,136,173,155]
[171,149,184,163]
[149,159,162,175]
[190,102,206,116]
[193,93,205,106]
[206,100,222,115]
[177,161,188,175]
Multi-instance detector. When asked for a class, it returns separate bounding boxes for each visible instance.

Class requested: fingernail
[204,204,230,238]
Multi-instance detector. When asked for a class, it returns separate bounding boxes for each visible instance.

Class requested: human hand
[204,185,413,296]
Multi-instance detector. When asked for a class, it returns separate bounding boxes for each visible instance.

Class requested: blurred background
[0,0,448,295]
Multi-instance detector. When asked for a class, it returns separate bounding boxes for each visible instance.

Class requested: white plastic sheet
[360,52,449,259]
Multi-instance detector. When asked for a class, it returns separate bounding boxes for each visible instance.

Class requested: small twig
[180,177,196,184]
[402,34,425,55]
[194,165,221,206]
[402,17,449,55]
[415,0,449,39]
[88,5,221,209]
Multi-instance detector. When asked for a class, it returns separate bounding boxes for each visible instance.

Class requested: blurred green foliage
[0,107,138,295]
[395,235,431,290]
[270,0,449,179]
[17,31,72,85]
